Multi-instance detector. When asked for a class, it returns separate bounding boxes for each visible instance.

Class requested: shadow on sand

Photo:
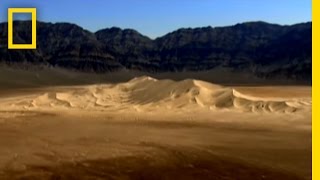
[1,145,303,180]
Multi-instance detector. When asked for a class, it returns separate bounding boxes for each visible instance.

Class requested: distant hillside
[0,21,312,83]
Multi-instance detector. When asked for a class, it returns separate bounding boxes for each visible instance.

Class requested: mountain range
[0,21,312,83]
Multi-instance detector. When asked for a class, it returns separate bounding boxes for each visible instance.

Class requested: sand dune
[0,76,312,179]
[0,76,311,113]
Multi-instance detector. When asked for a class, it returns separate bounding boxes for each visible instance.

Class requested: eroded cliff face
[0,21,312,82]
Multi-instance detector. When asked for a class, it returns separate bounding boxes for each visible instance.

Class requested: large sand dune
[0,76,311,114]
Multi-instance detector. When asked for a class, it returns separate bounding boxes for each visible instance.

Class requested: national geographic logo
[7,8,37,50]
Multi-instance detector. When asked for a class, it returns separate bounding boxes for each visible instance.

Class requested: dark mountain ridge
[0,21,312,82]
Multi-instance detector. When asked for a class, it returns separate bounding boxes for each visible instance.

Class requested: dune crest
[1,76,311,113]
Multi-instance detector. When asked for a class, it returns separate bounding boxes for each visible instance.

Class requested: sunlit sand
[0,77,311,179]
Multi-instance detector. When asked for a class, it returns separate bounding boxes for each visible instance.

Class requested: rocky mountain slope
[0,21,312,82]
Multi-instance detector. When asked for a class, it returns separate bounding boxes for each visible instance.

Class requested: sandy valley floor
[0,77,312,180]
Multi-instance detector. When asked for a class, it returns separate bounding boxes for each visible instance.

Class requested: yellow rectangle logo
[8,8,37,49]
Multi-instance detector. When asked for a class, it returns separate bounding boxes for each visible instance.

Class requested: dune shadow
[1,145,304,180]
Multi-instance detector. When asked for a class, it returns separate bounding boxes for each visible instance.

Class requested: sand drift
[0,77,311,113]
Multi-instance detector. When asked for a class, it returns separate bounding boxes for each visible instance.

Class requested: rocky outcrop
[0,21,312,82]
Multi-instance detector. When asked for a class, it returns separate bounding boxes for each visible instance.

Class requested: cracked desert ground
[0,76,311,180]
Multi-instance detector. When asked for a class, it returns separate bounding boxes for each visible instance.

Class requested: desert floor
[0,77,311,180]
